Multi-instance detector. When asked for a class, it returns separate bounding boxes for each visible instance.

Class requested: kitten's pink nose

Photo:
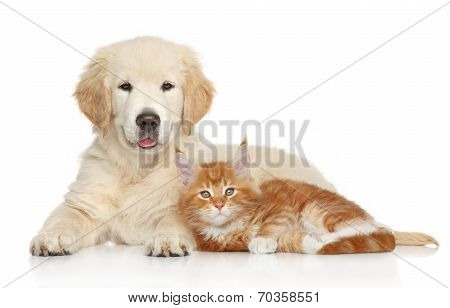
[214,202,224,210]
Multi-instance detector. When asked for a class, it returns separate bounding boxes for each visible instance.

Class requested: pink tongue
[138,138,156,148]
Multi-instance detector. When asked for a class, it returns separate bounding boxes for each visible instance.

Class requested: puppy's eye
[224,188,235,196]
[200,191,211,199]
[119,82,132,91]
[161,81,174,92]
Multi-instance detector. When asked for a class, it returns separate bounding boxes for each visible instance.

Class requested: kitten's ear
[175,149,197,186]
[233,138,251,177]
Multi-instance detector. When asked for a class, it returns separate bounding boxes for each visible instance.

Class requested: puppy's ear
[181,50,215,135]
[233,138,251,177]
[74,52,111,135]
[175,149,197,186]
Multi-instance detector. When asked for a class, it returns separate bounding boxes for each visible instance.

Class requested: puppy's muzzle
[136,112,160,149]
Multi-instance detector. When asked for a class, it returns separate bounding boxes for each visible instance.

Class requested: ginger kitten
[176,140,438,254]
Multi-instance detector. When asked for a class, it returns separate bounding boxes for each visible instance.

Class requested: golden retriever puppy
[30,36,333,257]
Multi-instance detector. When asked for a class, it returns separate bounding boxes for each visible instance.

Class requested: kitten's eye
[161,81,174,92]
[224,188,235,197]
[200,191,211,199]
[119,82,132,91]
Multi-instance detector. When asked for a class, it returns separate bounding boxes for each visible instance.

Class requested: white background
[0,0,449,302]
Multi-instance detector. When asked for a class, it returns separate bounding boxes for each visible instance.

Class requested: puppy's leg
[30,204,108,256]
[144,209,195,257]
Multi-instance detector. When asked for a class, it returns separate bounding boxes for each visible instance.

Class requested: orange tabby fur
[176,141,437,254]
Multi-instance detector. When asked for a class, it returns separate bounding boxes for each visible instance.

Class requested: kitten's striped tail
[393,231,439,247]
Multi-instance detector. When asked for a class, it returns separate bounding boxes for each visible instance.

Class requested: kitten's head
[176,140,259,227]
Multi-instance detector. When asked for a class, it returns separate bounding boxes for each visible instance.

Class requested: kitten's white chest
[201,221,245,241]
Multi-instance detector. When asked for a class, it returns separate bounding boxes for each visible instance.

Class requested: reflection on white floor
[4,244,437,288]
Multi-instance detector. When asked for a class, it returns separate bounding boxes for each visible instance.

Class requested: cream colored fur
[30,36,334,257]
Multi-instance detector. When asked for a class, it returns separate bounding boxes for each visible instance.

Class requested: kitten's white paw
[301,234,324,254]
[249,237,278,254]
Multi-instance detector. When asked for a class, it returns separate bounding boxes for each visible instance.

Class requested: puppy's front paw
[145,233,193,257]
[249,237,278,254]
[30,230,76,256]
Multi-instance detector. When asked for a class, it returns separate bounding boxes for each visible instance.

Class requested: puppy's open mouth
[121,127,160,150]
[138,138,157,149]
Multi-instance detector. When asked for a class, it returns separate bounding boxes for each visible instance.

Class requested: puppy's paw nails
[30,231,74,257]
[249,237,278,254]
[145,234,193,257]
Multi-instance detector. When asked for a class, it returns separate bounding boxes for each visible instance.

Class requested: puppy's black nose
[136,113,160,131]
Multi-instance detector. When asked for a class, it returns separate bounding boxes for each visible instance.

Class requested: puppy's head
[74,36,214,154]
